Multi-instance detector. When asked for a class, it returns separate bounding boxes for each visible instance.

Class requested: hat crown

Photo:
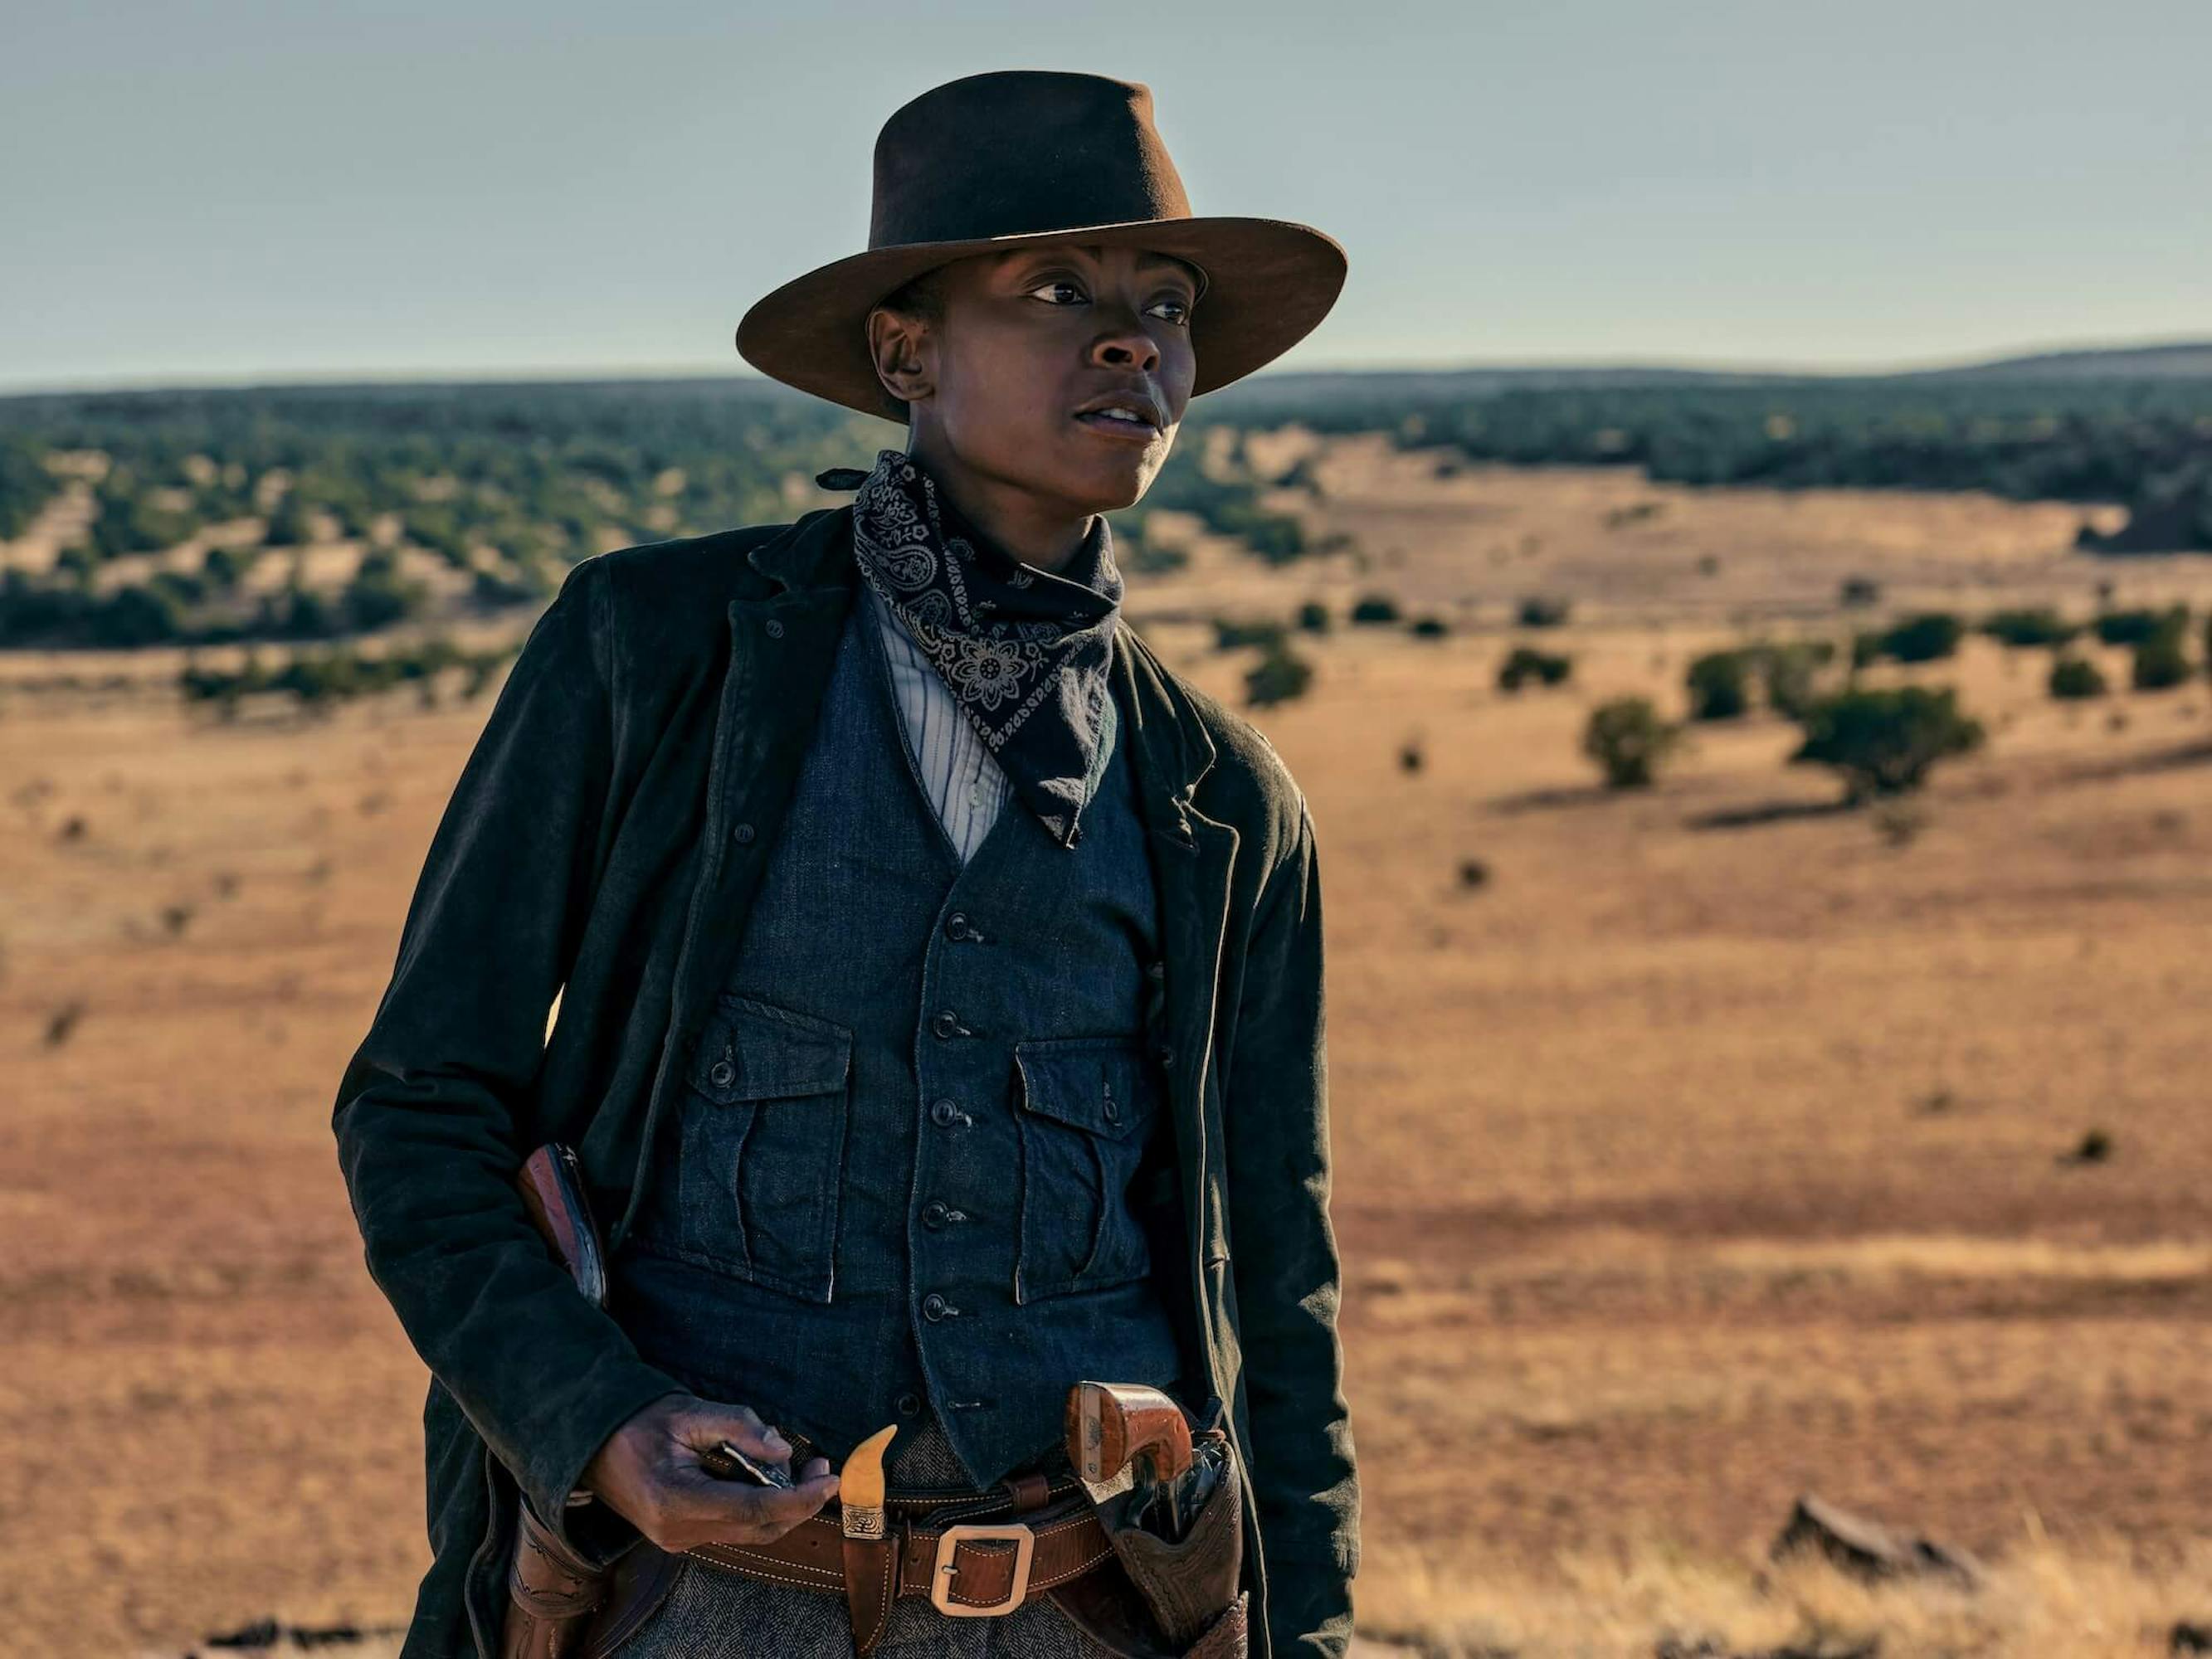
[870,71,1193,250]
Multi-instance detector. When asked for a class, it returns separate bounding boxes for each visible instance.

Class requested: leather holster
[500,1493,611,1659]
[1084,1424,1250,1658]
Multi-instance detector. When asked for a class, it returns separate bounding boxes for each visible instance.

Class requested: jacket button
[921,1292,951,1321]
[1159,1045,1177,1068]
[764,617,785,639]
[896,1391,923,1416]
[709,1058,735,1088]
[943,912,970,941]
[930,1098,961,1126]
[1145,960,1166,981]
[930,1008,962,1039]
[732,821,755,844]
[921,1199,949,1228]
[1103,1095,1120,1124]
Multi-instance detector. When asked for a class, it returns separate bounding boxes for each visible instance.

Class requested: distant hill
[1916,340,2212,381]
[1206,339,2212,412]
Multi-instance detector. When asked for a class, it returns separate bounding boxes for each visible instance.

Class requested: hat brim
[734,216,1347,426]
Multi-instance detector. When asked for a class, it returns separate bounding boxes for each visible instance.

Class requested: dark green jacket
[331,504,1359,1657]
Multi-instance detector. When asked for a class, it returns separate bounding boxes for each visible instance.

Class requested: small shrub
[2132,628,2192,690]
[1685,649,1752,720]
[1581,696,1683,789]
[2048,655,2107,699]
[1348,592,1401,625]
[1839,576,1882,608]
[2093,605,2187,646]
[1790,684,1985,803]
[1516,594,1571,628]
[1456,858,1490,889]
[1757,640,1837,719]
[1295,600,1331,634]
[1497,645,1571,692]
[1875,612,1966,664]
[1244,640,1313,708]
[1872,801,1927,848]
[1212,615,1286,652]
[1980,607,2078,649]
[2062,1127,2113,1165]
[1407,615,1449,640]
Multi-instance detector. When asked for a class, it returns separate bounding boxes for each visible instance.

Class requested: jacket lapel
[1108,620,1240,1383]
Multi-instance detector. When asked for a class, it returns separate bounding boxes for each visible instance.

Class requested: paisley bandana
[816,447,1124,849]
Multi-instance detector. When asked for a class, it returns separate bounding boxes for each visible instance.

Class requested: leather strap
[681,1487,1115,1653]
[689,1493,1111,1597]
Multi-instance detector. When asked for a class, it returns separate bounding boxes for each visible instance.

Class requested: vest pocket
[677,991,852,1303]
[1011,1034,1160,1302]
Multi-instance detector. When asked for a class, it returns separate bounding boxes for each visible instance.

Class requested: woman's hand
[581,1392,840,1552]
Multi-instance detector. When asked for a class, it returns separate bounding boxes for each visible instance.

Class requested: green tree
[2131,626,2191,690]
[1979,606,2078,648]
[1876,612,1965,664]
[2048,655,2107,699]
[1497,645,1571,691]
[1790,685,1985,803]
[1244,640,1313,708]
[1582,697,1682,789]
[1685,649,1752,720]
[1348,592,1400,625]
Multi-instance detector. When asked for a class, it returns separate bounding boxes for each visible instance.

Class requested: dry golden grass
[6,436,2210,1656]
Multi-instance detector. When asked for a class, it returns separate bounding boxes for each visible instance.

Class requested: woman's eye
[1024,280,1191,324]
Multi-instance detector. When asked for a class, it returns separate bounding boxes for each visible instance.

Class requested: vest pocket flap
[690,993,852,1103]
[1013,1034,1152,1140]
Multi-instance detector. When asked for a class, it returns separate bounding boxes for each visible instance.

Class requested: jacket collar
[743,502,1219,810]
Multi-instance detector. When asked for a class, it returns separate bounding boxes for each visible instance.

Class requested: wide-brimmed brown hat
[735,69,1347,425]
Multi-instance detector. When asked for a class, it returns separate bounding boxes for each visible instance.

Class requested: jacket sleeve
[1224,796,1360,1656]
[331,555,684,1556]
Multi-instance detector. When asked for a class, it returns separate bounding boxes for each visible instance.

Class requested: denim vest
[610,583,1187,1489]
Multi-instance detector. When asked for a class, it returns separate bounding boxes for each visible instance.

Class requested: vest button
[943,912,970,941]
[732,821,755,844]
[921,1292,951,1321]
[930,1098,961,1126]
[896,1391,923,1416]
[930,1008,962,1040]
[764,617,785,639]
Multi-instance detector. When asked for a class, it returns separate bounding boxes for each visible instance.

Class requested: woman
[334,69,1357,1657]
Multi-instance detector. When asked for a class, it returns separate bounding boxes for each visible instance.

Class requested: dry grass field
[4,434,2209,1657]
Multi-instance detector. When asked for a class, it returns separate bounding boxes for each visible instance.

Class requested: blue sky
[2,0,2205,392]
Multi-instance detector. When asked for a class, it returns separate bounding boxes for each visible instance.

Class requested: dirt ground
[4,437,2209,1657]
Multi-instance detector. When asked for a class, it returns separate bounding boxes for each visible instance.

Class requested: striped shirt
[859,577,1012,864]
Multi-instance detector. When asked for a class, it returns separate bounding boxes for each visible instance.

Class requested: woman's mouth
[1074,408,1161,444]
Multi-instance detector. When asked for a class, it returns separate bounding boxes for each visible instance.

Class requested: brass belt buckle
[929,1521,1035,1616]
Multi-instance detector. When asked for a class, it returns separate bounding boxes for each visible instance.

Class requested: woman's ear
[865,306,933,408]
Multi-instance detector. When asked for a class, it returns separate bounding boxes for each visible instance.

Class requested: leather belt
[680,1467,1114,1647]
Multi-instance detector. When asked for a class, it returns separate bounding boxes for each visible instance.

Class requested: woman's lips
[1074,410,1159,444]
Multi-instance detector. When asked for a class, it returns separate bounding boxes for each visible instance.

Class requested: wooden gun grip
[515,1142,608,1311]
[1065,1381,1195,1484]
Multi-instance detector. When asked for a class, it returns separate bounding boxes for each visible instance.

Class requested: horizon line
[2,332,2207,401]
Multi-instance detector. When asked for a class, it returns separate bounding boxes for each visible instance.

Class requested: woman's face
[875,241,1202,517]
